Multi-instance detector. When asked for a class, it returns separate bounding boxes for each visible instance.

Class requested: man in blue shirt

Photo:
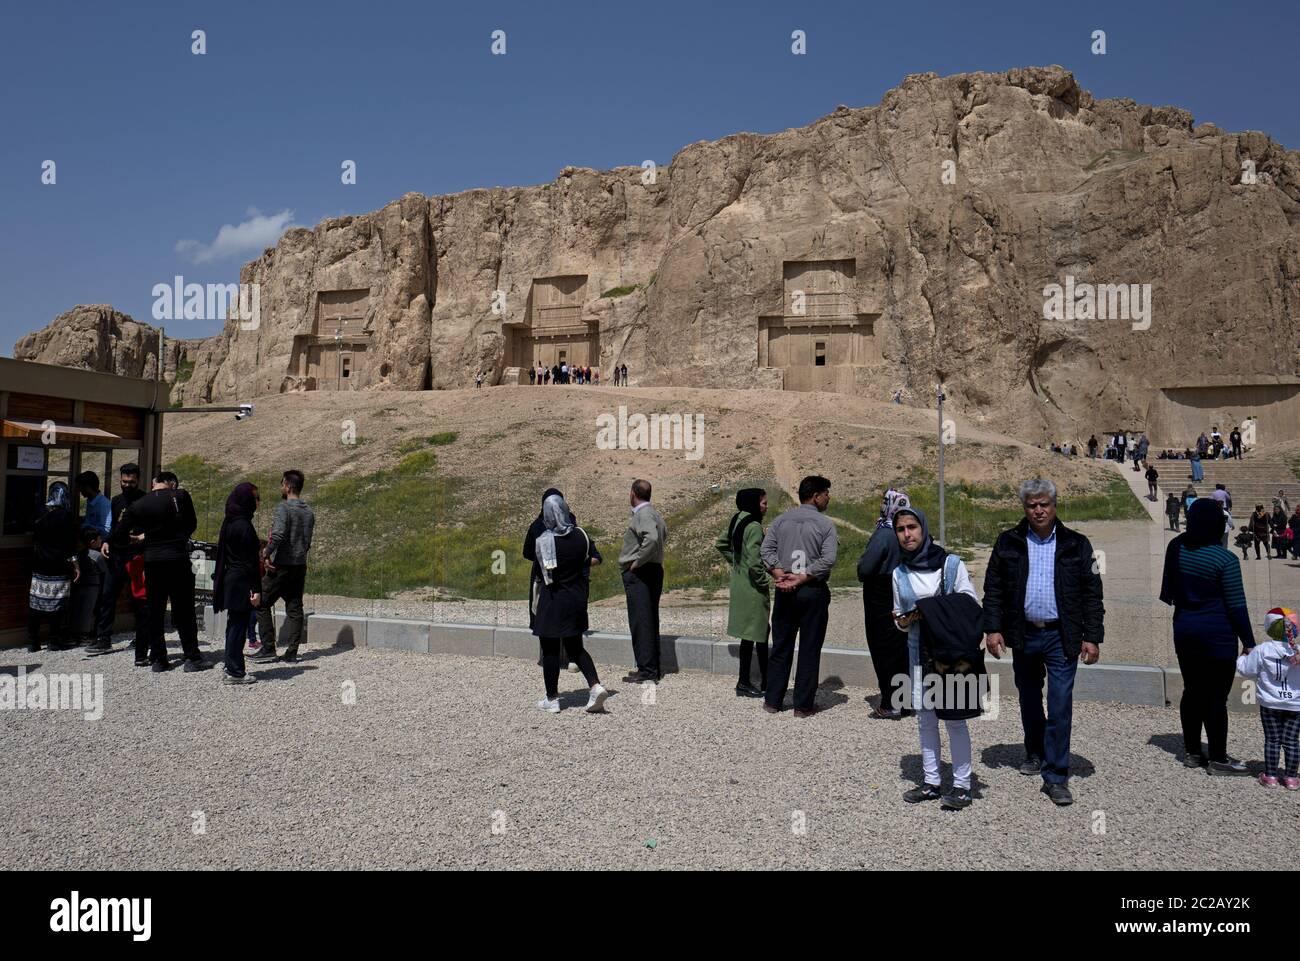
[76,471,112,539]
[983,478,1105,807]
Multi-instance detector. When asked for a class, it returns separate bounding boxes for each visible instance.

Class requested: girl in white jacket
[1236,607,1300,789]
[892,506,979,810]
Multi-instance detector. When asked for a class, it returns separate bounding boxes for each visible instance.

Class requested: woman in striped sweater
[1159,498,1256,773]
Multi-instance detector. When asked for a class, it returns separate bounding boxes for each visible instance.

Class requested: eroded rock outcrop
[14,304,199,385]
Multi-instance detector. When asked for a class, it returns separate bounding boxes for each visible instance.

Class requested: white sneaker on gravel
[585,684,609,713]
[536,696,560,714]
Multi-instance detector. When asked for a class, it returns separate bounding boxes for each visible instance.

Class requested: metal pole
[158,326,165,382]
[336,327,342,392]
[937,383,946,547]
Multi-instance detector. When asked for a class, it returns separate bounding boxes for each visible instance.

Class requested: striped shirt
[1024,523,1059,622]
[1171,542,1254,655]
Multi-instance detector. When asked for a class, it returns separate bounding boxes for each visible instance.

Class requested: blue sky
[2,0,1295,354]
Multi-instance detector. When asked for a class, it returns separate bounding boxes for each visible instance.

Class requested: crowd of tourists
[25,464,314,686]
[26,463,1299,806]
[526,362,629,386]
[520,473,1300,809]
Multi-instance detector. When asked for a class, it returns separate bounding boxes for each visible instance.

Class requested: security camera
[235,403,254,422]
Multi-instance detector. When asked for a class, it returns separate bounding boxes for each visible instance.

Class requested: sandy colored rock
[16,65,1300,443]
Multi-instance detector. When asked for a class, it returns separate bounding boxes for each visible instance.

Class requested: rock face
[17,66,1300,440]
[13,304,199,385]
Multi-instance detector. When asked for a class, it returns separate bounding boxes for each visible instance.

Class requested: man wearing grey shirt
[251,469,315,665]
[760,475,838,717]
[619,478,668,683]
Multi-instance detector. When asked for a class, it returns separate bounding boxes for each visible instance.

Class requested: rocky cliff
[16,66,1300,440]
[13,304,200,386]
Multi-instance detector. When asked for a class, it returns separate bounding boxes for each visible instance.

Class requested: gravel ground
[1,626,1294,871]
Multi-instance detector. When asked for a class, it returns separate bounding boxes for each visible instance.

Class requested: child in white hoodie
[1236,607,1300,789]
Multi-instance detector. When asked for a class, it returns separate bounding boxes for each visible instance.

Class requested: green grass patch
[174,357,195,384]
[395,431,457,455]
[600,284,640,299]
[164,455,1146,603]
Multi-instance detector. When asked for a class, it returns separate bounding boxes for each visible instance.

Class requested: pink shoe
[1258,773,1279,788]
[1284,777,1300,791]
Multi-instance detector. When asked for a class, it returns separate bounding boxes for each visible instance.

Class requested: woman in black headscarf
[714,488,770,697]
[1159,497,1254,772]
[213,482,261,684]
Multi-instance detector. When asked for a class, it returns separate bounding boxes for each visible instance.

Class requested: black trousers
[1176,648,1237,761]
[224,593,252,678]
[256,565,307,655]
[766,581,830,712]
[540,635,600,699]
[144,560,200,664]
[622,563,663,675]
[864,610,909,712]
[95,556,148,647]
[27,608,67,646]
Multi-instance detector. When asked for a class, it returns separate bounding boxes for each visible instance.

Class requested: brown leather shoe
[793,707,819,718]
[762,703,781,714]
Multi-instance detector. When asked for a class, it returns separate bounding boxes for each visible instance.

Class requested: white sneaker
[585,684,609,713]
[536,696,560,714]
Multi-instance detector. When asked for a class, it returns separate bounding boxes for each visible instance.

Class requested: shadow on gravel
[899,754,988,799]
[979,743,1097,778]
[294,643,352,664]
[1146,733,1186,761]
[248,664,319,682]
[555,688,614,713]
[0,663,40,675]
[813,677,851,712]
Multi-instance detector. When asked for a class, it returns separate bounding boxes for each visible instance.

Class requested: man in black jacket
[89,462,147,657]
[110,471,204,672]
[983,478,1104,806]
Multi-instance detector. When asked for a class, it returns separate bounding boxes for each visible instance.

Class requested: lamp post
[937,382,947,547]
[335,326,342,392]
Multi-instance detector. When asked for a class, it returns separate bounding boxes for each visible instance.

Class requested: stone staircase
[1159,457,1300,517]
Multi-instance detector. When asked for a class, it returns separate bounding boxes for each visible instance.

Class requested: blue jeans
[1012,627,1079,784]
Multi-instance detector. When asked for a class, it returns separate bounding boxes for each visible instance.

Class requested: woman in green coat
[715,488,771,697]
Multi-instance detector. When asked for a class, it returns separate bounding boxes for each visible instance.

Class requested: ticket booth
[0,358,167,647]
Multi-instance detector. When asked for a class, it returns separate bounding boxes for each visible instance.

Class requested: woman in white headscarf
[28,481,80,652]
[533,493,608,713]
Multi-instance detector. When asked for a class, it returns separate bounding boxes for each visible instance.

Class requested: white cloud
[175,207,298,264]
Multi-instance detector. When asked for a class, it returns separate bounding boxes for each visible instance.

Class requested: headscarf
[45,481,71,510]
[1160,498,1226,605]
[225,482,258,521]
[877,488,911,530]
[213,482,259,613]
[536,493,575,585]
[892,506,947,573]
[728,488,765,554]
